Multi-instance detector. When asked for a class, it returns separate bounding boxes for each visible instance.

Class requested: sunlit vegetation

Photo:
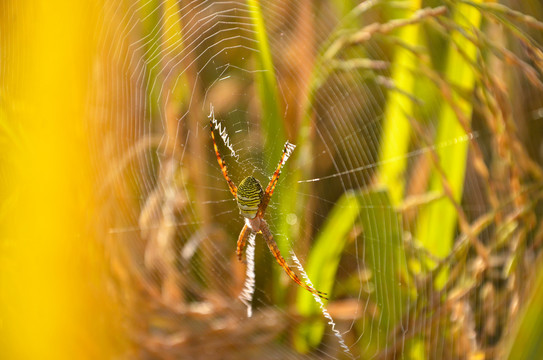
[1,1,543,359]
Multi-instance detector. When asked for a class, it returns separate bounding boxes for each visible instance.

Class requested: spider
[210,119,327,300]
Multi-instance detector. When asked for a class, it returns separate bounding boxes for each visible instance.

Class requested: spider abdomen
[237,176,263,219]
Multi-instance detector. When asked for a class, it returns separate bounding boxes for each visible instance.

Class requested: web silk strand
[291,251,354,359]
[239,232,257,317]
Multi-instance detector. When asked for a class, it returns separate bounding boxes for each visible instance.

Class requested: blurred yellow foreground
[1,2,123,358]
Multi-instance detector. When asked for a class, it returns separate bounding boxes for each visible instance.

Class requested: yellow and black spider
[210,119,327,300]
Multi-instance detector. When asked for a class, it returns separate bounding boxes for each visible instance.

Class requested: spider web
[82,0,543,359]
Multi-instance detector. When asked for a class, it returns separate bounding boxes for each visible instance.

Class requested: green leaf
[504,262,543,359]
[246,0,289,301]
[294,188,408,353]
[246,0,284,156]
[294,191,360,352]
[416,0,483,263]
[377,0,423,205]
[358,189,407,325]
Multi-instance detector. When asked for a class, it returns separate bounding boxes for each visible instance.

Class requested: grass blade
[415,0,482,261]
[247,0,284,155]
[377,0,423,205]
[294,191,360,352]
[294,189,407,353]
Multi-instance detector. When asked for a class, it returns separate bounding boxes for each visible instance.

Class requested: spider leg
[236,224,251,262]
[259,142,295,216]
[265,141,294,198]
[210,118,237,197]
[260,219,327,300]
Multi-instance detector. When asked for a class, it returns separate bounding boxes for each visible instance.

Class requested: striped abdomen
[237,176,263,219]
